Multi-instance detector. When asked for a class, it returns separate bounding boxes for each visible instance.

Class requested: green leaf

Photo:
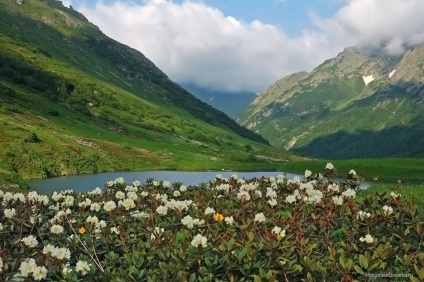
[259,267,266,278]
[354,265,364,275]
[238,247,248,262]
[248,231,254,242]
[253,274,262,282]
[359,254,368,270]
[189,273,196,282]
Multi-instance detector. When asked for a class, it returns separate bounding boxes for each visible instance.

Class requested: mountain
[237,46,424,159]
[181,83,257,118]
[0,0,297,185]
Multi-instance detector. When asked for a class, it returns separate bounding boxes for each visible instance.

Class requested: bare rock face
[16,0,25,5]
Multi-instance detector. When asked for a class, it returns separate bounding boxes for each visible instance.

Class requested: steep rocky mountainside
[238,46,424,159]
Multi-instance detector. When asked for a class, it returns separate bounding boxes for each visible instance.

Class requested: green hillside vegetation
[0,0,297,188]
[238,46,424,159]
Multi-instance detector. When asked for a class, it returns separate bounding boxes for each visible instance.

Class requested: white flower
[21,235,38,248]
[86,215,99,225]
[4,208,16,219]
[360,234,374,244]
[390,192,401,198]
[126,191,138,200]
[88,187,102,195]
[305,189,323,204]
[0,256,3,273]
[179,185,187,192]
[111,226,120,235]
[356,210,371,220]
[120,198,135,210]
[42,244,56,255]
[0,223,3,231]
[327,184,340,192]
[156,205,168,215]
[132,180,141,187]
[237,179,245,185]
[50,224,64,234]
[150,227,165,240]
[114,177,125,184]
[304,169,312,178]
[231,174,238,180]
[254,190,262,198]
[332,196,343,206]
[383,205,394,216]
[19,258,37,277]
[191,234,207,248]
[293,176,301,184]
[268,198,277,207]
[349,169,356,175]
[162,181,171,188]
[75,260,91,276]
[224,216,234,225]
[173,190,181,197]
[152,180,160,187]
[53,247,71,260]
[237,190,250,201]
[103,201,117,212]
[266,187,277,198]
[272,226,282,235]
[33,265,48,280]
[342,188,356,199]
[130,210,149,218]
[63,264,73,275]
[90,202,101,212]
[204,207,216,215]
[173,201,188,213]
[254,212,266,223]
[326,163,334,170]
[215,174,223,180]
[271,226,286,239]
[285,194,297,204]
[115,191,125,200]
[181,215,195,229]
[140,191,149,197]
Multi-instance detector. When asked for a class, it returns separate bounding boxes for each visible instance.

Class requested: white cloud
[312,0,424,54]
[76,0,424,94]
[77,0,339,93]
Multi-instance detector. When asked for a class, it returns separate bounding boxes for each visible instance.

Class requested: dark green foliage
[24,133,41,143]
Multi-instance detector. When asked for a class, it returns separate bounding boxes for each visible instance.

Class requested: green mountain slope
[0,0,295,186]
[238,46,424,159]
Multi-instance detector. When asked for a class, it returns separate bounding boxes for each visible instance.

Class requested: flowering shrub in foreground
[0,165,424,281]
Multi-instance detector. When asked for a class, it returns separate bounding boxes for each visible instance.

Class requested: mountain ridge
[238,45,424,159]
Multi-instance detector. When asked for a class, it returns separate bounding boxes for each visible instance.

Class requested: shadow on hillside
[293,118,424,159]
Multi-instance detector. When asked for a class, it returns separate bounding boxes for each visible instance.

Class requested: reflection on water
[28,170,371,195]
[28,171,301,194]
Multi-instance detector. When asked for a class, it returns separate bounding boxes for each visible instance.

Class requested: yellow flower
[214,213,224,222]
[78,226,86,235]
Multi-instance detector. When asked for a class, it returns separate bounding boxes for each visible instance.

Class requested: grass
[275,158,424,183]
[358,183,424,216]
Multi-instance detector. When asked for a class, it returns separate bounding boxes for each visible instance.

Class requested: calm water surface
[28,171,302,194]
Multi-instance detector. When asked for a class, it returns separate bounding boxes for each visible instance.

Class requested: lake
[27,170,302,194]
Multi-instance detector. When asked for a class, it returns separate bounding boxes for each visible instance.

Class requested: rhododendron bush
[1,165,424,281]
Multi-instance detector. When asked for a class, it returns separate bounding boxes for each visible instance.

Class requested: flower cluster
[0,167,421,281]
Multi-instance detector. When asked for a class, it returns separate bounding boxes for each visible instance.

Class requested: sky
[61,0,424,94]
